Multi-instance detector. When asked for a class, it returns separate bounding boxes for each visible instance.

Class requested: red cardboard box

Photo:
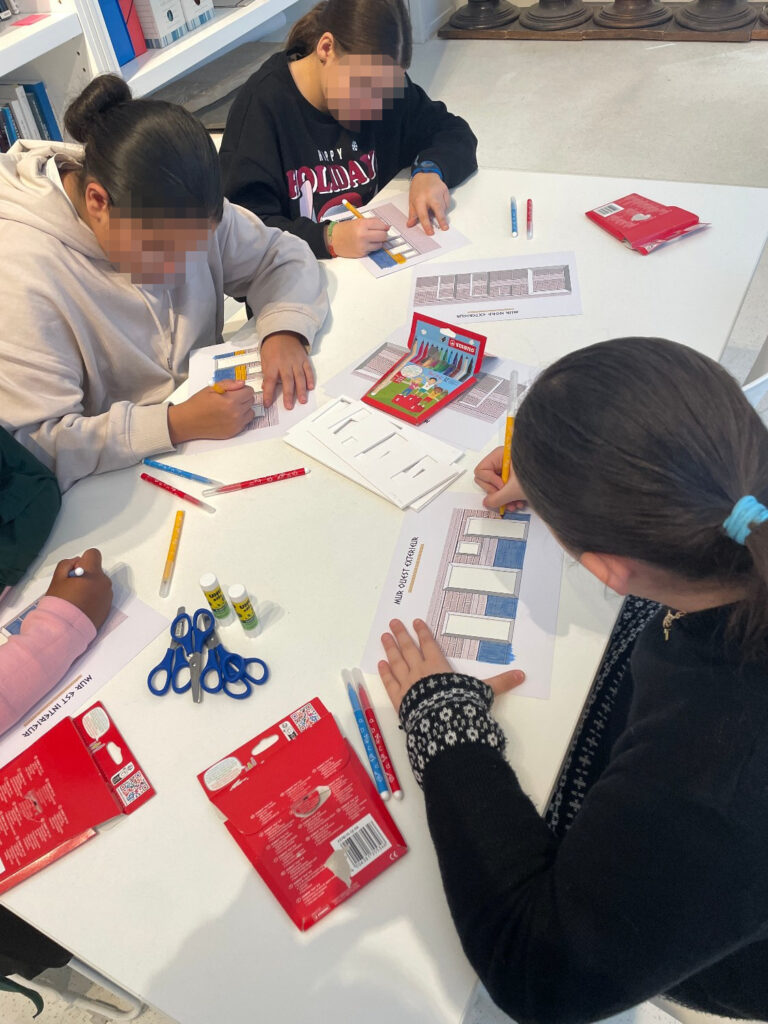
[0,703,154,894]
[198,698,407,930]
[586,193,708,254]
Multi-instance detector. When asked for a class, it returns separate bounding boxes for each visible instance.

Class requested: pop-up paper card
[362,313,486,425]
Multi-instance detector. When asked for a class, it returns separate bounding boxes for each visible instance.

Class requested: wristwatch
[411,159,444,181]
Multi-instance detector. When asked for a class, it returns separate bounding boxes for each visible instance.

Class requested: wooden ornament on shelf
[449,0,519,28]
[675,0,757,27]
[519,0,593,28]
[594,0,672,25]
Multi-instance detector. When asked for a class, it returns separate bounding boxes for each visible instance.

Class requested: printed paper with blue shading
[362,491,563,699]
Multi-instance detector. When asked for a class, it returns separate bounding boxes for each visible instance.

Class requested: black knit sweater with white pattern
[399,606,768,1024]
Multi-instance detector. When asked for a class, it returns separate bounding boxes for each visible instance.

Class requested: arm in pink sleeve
[0,596,96,735]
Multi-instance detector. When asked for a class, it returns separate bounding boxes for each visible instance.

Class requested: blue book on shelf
[0,106,18,144]
[97,0,135,66]
[22,83,62,141]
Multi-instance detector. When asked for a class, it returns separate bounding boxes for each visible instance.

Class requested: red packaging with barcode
[586,193,708,254]
[197,698,407,930]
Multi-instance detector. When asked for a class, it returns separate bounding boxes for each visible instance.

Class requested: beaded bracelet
[326,220,338,258]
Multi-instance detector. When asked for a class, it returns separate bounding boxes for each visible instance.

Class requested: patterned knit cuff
[398,673,507,788]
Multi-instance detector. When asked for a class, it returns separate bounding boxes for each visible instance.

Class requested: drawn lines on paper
[413,265,572,307]
[363,201,440,267]
[426,509,530,665]
[351,342,512,424]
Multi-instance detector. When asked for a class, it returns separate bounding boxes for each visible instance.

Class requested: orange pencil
[499,370,519,517]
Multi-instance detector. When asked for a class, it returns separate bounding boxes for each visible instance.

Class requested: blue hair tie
[722,495,768,545]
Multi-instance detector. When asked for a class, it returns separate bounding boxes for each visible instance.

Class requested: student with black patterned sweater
[220,0,477,261]
[378,338,768,1024]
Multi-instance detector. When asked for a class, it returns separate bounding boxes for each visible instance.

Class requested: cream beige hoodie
[0,141,328,491]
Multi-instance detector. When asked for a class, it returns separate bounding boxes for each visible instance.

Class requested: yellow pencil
[159,510,185,598]
[499,371,519,517]
[341,199,406,264]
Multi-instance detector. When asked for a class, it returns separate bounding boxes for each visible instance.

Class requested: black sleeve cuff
[398,673,507,787]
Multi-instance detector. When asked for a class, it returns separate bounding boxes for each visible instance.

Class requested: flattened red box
[198,698,407,930]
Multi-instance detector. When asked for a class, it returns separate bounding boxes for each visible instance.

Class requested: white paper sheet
[362,491,563,699]
[409,252,582,323]
[324,327,536,450]
[182,337,317,454]
[284,396,465,510]
[333,194,469,278]
[0,581,167,766]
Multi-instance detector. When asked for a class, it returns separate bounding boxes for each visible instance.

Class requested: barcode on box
[593,202,622,217]
[330,814,391,876]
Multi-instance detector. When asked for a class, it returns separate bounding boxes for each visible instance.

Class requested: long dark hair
[287,0,412,66]
[64,74,223,220]
[513,337,768,654]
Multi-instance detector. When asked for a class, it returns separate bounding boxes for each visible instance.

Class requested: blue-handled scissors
[201,636,269,700]
[148,606,192,696]
[172,608,215,704]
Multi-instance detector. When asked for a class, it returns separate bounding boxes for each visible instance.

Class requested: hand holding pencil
[474,447,528,513]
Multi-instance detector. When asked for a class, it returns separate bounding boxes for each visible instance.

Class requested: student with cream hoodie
[0,75,328,492]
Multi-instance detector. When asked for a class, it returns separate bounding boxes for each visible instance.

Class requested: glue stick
[229,584,258,632]
[200,572,234,625]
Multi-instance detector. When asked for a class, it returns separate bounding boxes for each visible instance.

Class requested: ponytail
[511,337,768,658]
[64,74,223,220]
[287,0,412,66]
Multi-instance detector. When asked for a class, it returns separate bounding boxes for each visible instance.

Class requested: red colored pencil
[354,669,403,800]
[140,473,216,514]
[202,468,309,497]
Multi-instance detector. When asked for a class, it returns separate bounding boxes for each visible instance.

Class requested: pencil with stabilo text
[354,668,403,800]
[499,370,519,517]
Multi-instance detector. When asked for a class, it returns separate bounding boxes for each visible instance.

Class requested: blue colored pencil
[142,459,221,486]
[342,669,390,800]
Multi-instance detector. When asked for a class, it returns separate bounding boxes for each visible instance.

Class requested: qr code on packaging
[291,702,321,732]
[117,771,150,807]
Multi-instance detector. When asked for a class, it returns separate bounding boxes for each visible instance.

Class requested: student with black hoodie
[220,0,477,260]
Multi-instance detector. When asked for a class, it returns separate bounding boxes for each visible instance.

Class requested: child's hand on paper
[330,217,390,258]
[407,173,450,235]
[46,548,113,630]
[378,618,525,713]
[475,446,528,512]
[168,380,255,444]
[261,332,314,410]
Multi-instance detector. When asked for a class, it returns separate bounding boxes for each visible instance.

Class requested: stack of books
[101,0,214,57]
[0,81,62,151]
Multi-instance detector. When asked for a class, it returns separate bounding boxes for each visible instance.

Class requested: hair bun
[64,74,132,144]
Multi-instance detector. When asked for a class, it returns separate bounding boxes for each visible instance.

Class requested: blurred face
[100,212,213,285]
[324,51,405,128]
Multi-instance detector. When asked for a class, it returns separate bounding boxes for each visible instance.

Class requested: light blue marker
[342,669,390,800]
[142,459,221,487]
[510,196,519,238]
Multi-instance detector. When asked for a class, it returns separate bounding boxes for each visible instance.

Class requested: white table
[3,169,767,1024]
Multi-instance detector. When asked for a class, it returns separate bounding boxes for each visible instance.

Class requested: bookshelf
[122,0,290,97]
[0,0,298,127]
[0,10,81,78]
